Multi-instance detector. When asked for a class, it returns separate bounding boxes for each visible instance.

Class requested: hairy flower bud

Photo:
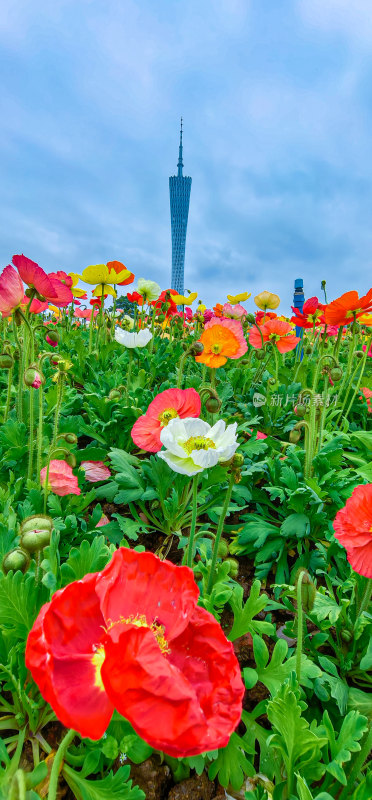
[355,350,364,359]
[21,515,53,535]
[289,428,301,444]
[295,569,316,612]
[255,350,266,361]
[45,331,59,347]
[268,377,276,386]
[330,367,342,382]
[189,341,204,356]
[294,403,306,417]
[305,346,312,355]
[24,367,43,389]
[225,558,239,578]
[217,539,229,557]
[21,529,51,552]
[0,353,14,369]
[246,313,256,324]
[64,433,78,444]
[205,396,221,413]
[2,548,30,574]
[231,452,244,468]
[108,389,122,402]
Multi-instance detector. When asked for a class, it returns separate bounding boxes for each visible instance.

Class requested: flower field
[0,255,371,800]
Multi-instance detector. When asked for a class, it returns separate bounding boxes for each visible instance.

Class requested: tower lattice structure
[169,119,192,295]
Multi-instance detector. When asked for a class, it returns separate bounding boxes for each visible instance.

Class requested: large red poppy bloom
[333,484,372,578]
[127,291,144,306]
[12,255,58,301]
[131,387,201,452]
[249,319,300,353]
[324,289,372,326]
[25,548,244,755]
[290,297,325,329]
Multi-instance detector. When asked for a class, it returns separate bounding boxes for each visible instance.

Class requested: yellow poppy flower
[197,302,206,313]
[49,305,62,317]
[227,292,251,304]
[359,313,372,326]
[82,263,129,286]
[172,291,198,304]
[254,291,280,310]
[92,285,117,298]
[68,273,87,298]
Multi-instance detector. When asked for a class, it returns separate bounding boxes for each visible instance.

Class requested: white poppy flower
[115,327,152,348]
[158,417,238,475]
[137,278,161,302]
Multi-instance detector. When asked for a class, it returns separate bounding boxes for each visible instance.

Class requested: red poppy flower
[151,289,179,318]
[290,297,325,328]
[107,261,135,286]
[324,289,372,326]
[90,296,107,307]
[131,388,201,452]
[25,548,244,755]
[127,291,144,306]
[213,303,224,318]
[49,271,73,289]
[333,484,372,578]
[255,311,277,325]
[13,254,59,301]
[249,319,300,353]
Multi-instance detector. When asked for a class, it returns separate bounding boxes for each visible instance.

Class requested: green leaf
[312,591,342,625]
[207,731,255,790]
[267,678,327,784]
[351,769,372,800]
[0,572,42,638]
[61,538,112,585]
[320,710,368,786]
[250,635,321,694]
[63,765,145,800]
[280,513,310,539]
[360,637,372,671]
[227,580,273,640]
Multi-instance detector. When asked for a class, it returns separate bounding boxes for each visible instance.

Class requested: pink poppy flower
[12,255,58,301]
[0,265,25,317]
[222,303,247,320]
[362,343,372,358]
[131,388,201,453]
[81,461,111,482]
[48,278,73,307]
[45,333,58,348]
[40,460,81,496]
[96,514,110,527]
[49,271,73,289]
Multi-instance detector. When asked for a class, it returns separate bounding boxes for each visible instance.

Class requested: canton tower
[169,119,192,294]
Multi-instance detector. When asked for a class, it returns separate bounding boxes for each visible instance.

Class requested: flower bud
[289,429,301,444]
[330,367,342,382]
[321,280,326,290]
[268,377,276,386]
[231,452,244,468]
[66,453,77,468]
[294,404,306,417]
[255,350,266,361]
[108,389,122,402]
[205,396,221,413]
[305,346,312,355]
[189,341,204,356]
[0,353,14,369]
[246,313,255,324]
[295,569,316,612]
[45,331,59,347]
[217,539,229,557]
[225,558,239,578]
[24,367,43,389]
[21,529,51,552]
[21,515,53,535]
[2,548,30,574]
[64,433,78,444]
[355,350,364,359]
[341,629,352,642]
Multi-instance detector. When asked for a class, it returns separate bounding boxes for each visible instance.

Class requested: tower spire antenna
[177,117,183,177]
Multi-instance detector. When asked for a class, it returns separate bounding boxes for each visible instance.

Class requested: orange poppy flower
[360,387,372,413]
[249,319,300,353]
[213,303,224,318]
[324,289,372,326]
[195,318,247,368]
[333,484,372,578]
[255,311,277,326]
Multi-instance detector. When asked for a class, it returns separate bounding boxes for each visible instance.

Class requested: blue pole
[293,278,305,358]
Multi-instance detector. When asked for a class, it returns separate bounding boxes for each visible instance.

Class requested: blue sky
[1,0,372,312]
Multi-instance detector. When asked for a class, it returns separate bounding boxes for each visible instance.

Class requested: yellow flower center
[91,614,170,689]
[269,333,281,342]
[159,407,178,426]
[212,343,222,353]
[183,436,216,454]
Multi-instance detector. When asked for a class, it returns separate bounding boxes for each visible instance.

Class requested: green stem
[296,571,305,684]
[342,334,372,424]
[52,375,65,448]
[88,307,95,354]
[3,366,13,422]
[36,385,44,478]
[43,458,52,513]
[206,473,235,594]
[333,325,344,360]
[12,317,23,423]
[186,475,199,567]
[177,352,187,389]
[47,728,76,800]
[317,375,329,452]
[125,350,133,403]
[356,577,372,620]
